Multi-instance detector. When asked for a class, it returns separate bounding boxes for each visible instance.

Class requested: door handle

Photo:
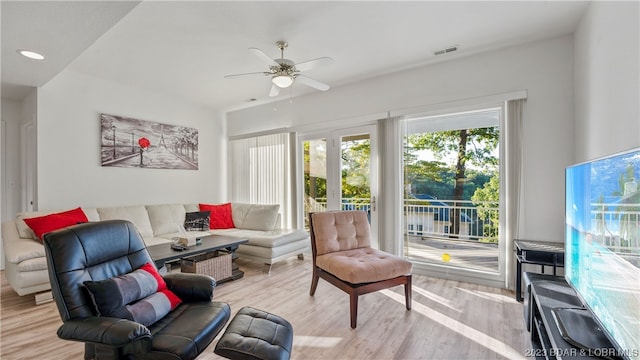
[371,196,376,211]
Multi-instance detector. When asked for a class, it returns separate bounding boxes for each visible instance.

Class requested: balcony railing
[305,197,500,243]
[591,202,640,253]
[404,199,499,242]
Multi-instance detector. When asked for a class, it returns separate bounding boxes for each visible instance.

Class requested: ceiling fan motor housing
[272,58,296,75]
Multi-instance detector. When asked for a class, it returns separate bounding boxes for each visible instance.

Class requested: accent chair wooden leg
[405,274,412,310]
[310,267,320,296]
[350,292,358,329]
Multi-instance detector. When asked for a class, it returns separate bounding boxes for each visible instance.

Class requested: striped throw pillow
[84,263,182,326]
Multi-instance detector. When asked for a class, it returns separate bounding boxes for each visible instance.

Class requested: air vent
[434,46,458,56]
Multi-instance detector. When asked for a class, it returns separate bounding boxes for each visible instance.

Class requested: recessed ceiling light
[17,49,45,60]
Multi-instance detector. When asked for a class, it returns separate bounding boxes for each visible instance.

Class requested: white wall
[37,70,225,209]
[228,35,575,243]
[574,1,640,162]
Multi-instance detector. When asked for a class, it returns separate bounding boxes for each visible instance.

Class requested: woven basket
[181,251,232,281]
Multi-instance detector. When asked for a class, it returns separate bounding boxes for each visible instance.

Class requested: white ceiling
[1,1,141,100]
[2,1,589,113]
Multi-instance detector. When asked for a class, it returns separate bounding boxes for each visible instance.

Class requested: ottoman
[214,306,294,360]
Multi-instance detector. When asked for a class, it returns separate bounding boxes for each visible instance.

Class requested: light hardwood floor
[0,257,529,359]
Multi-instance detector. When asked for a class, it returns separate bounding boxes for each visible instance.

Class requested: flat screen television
[564,147,640,360]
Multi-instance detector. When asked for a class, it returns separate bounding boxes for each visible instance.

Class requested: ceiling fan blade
[249,47,279,67]
[295,57,333,72]
[224,71,268,79]
[269,84,281,97]
[296,75,330,91]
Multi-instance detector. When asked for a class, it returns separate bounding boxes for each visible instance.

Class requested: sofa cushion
[6,247,45,266]
[184,203,199,212]
[81,208,101,222]
[146,204,187,236]
[200,203,235,229]
[2,222,46,264]
[17,256,48,272]
[237,238,309,259]
[97,206,154,237]
[211,228,308,248]
[83,262,182,326]
[184,211,210,231]
[22,207,89,241]
[231,203,280,231]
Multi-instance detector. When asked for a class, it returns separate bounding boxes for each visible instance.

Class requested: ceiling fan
[224,41,333,97]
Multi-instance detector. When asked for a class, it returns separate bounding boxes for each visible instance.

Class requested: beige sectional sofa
[2,203,309,299]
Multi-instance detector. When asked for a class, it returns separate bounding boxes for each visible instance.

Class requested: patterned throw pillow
[83,263,182,326]
[184,211,211,231]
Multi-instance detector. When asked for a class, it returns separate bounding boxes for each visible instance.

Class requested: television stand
[528,277,623,359]
[552,307,619,358]
[515,239,565,301]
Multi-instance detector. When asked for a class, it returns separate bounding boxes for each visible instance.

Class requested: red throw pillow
[23,207,89,242]
[199,203,235,229]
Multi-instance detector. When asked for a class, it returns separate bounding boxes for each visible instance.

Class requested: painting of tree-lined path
[100,114,198,170]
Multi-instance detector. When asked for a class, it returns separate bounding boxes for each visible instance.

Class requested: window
[402,108,502,274]
[392,96,525,288]
[229,132,294,228]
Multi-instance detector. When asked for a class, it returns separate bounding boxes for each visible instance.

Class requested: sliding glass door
[300,125,379,245]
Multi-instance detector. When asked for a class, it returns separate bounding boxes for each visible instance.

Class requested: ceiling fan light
[272,75,293,88]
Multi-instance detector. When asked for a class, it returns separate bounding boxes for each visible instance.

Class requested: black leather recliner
[43,219,231,360]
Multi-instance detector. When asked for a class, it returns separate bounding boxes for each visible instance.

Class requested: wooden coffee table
[148,235,248,282]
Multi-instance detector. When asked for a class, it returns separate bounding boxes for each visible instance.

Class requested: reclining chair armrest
[58,317,151,347]
[164,272,216,302]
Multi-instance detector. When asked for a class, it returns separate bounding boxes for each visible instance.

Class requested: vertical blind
[229,132,292,228]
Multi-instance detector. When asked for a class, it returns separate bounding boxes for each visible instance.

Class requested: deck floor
[405,236,499,272]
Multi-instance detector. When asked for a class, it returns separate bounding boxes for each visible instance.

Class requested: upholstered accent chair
[44,220,231,360]
[309,210,412,328]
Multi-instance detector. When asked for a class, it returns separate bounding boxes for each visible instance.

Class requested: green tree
[404,160,449,197]
[407,127,499,237]
[471,173,499,242]
[303,138,371,213]
[341,139,371,200]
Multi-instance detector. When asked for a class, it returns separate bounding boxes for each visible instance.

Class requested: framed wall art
[100,114,198,170]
